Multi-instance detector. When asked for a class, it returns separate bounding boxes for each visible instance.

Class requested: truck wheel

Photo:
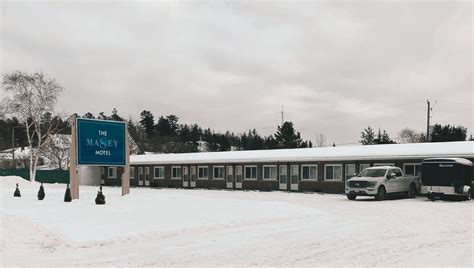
[375,186,386,201]
[427,194,435,201]
[408,184,416,198]
[347,195,356,200]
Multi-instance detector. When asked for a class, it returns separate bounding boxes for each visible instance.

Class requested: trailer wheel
[347,195,356,200]
[375,186,386,201]
[427,194,435,201]
[408,184,416,198]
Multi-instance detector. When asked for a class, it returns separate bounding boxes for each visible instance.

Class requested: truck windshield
[358,169,387,177]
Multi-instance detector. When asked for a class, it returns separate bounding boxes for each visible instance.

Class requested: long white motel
[101,141,474,193]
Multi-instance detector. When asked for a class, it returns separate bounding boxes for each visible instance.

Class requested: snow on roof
[422,157,473,166]
[130,141,474,165]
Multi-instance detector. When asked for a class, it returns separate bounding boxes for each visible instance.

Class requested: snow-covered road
[1,176,473,267]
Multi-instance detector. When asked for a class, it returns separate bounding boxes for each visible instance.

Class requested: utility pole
[426,99,431,142]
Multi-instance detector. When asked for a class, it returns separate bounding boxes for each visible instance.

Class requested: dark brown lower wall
[195,179,226,189]
[150,179,182,188]
[299,181,345,193]
[105,177,346,193]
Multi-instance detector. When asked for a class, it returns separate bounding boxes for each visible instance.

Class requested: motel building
[100,141,474,193]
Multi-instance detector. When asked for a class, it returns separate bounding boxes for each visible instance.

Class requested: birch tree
[315,133,327,147]
[2,71,63,181]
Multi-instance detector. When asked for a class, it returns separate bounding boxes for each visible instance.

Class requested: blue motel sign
[76,118,126,166]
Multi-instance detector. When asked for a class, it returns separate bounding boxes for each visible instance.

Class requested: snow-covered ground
[1,176,473,267]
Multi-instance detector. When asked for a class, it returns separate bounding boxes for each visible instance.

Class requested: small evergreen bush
[38,183,45,200]
[95,186,106,205]
[14,183,21,197]
[64,183,72,202]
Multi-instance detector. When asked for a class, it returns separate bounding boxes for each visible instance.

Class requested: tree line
[73,109,313,153]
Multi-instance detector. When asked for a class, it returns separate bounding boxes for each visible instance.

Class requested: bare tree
[315,133,327,147]
[40,134,70,170]
[2,71,63,181]
[398,128,423,143]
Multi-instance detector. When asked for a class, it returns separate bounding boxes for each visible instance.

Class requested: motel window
[404,163,422,177]
[198,166,209,179]
[245,166,257,180]
[108,167,117,178]
[172,166,182,179]
[213,166,225,179]
[130,167,135,179]
[359,164,370,173]
[325,164,342,181]
[345,164,356,181]
[154,166,164,179]
[301,165,318,180]
[263,165,277,180]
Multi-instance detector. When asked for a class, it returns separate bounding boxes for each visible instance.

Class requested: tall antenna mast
[281,105,284,125]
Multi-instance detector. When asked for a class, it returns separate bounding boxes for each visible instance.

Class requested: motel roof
[130,141,474,165]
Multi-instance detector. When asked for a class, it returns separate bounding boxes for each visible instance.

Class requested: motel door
[279,165,288,190]
[144,167,150,186]
[100,167,106,185]
[290,165,299,191]
[138,167,144,186]
[190,166,197,188]
[226,166,233,189]
[183,166,189,187]
[235,166,243,189]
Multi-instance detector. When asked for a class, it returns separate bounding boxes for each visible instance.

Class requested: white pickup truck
[345,166,420,200]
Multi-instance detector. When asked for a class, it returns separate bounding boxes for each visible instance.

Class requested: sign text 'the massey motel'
[76,118,126,166]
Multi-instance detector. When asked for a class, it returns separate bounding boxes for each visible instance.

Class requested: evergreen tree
[97,112,109,120]
[95,186,106,205]
[139,110,155,137]
[14,183,21,197]
[64,183,72,202]
[83,112,94,119]
[264,135,279,149]
[431,124,467,142]
[37,182,45,200]
[110,108,123,121]
[274,121,303,149]
[373,129,396,144]
[360,126,375,145]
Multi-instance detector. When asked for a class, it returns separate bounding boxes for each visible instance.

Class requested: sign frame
[69,115,130,199]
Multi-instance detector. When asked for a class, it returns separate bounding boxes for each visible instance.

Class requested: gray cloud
[1,1,472,144]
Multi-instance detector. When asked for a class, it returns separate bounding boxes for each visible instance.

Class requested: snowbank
[0,175,40,189]
[1,185,473,267]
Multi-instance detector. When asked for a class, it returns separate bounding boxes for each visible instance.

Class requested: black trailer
[420,158,473,201]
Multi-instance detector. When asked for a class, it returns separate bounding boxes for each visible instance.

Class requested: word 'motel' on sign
[76,118,126,166]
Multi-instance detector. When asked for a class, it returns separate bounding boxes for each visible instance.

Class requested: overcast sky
[2,1,472,145]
